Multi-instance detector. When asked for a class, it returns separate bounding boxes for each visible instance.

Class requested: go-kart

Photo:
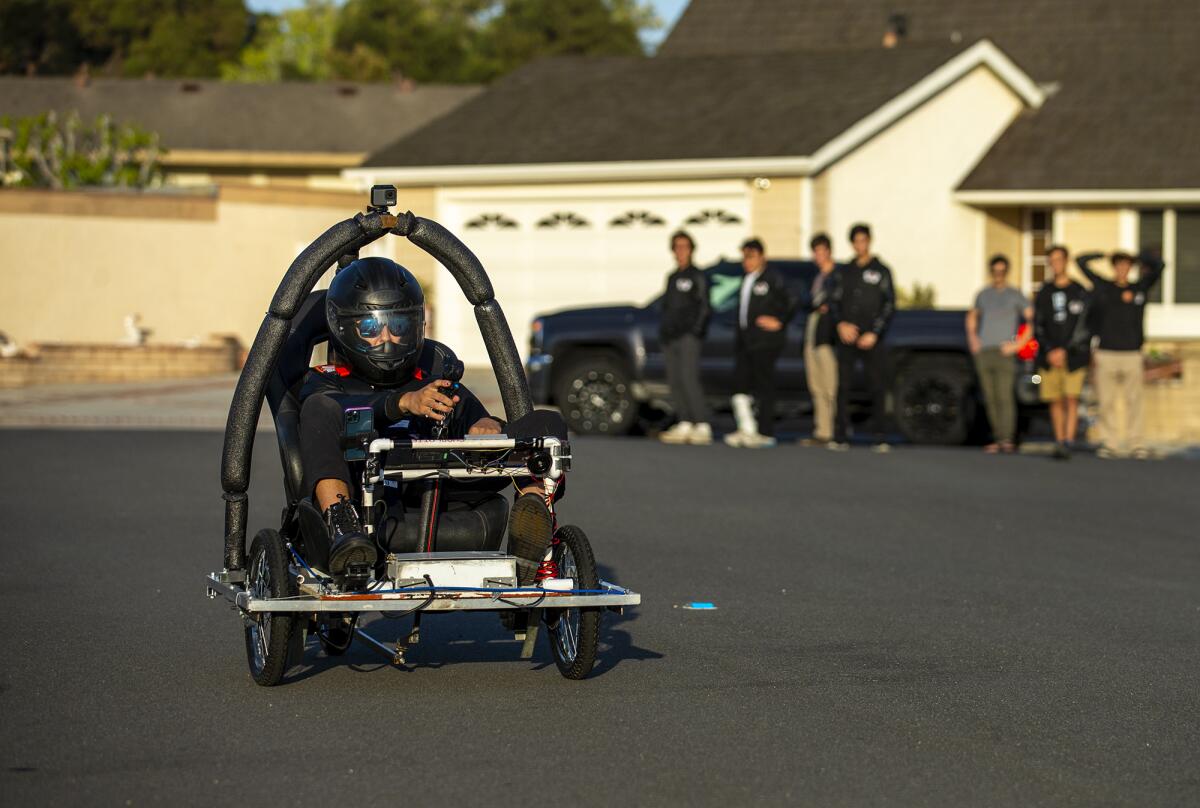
[205,186,640,685]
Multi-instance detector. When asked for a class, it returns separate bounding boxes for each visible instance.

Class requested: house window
[465,213,518,230]
[1136,207,1200,305]
[683,209,743,226]
[1138,209,1164,302]
[609,210,665,227]
[536,211,590,229]
[1177,210,1200,304]
[1026,208,1053,287]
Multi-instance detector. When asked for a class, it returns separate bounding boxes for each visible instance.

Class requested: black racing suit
[297,358,490,499]
[829,257,896,442]
[734,264,797,437]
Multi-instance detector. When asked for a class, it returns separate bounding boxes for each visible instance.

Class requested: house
[351,0,1200,365]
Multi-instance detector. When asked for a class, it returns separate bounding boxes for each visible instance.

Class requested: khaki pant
[804,332,837,441]
[973,348,1017,443]
[1094,349,1145,452]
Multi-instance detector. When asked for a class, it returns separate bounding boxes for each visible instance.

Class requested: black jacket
[736,264,798,351]
[1077,251,1164,351]
[830,257,896,337]
[1033,280,1092,371]
[659,264,710,342]
[299,351,490,438]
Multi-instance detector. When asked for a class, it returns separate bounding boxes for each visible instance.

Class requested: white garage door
[434,180,751,366]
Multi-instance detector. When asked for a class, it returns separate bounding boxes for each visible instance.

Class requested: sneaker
[1052,442,1071,461]
[826,441,850,452]
[723,431,750,448]
[743,433,777,448]
[658,421,694,444]
[324,496,377,576]
[507,493,555,586]
[798,437,828,447]
[1097,446,1118,460]
[871,442,892,454]
[1131,447,1153,461]
[688,423,714,445]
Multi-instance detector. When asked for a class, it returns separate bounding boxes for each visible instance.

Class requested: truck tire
[554,353,635,436]
[893,359,975,445]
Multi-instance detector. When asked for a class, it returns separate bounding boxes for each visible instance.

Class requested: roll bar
[220,204,532,572]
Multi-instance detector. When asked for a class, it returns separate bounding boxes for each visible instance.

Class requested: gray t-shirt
[973,286,1028,348]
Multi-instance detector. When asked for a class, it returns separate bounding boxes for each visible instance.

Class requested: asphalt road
[2,429,1198,806]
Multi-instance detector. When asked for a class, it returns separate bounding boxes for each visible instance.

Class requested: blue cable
[286,542,326,582]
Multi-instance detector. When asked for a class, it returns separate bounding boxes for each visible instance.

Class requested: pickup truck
[524,259,1041,444]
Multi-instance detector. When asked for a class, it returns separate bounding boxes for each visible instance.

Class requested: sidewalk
[0,369,505,430]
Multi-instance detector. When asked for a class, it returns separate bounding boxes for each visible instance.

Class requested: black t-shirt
[1077,253,1164,351]
[1033,281,1091,371]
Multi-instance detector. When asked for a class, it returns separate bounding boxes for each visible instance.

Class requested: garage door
[434,181,751,366]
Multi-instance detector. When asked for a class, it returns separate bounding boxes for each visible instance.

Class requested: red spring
[535,537,561,581]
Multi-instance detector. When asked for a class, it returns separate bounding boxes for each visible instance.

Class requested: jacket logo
[752,280,769,295]
[862,269,881,285]
[1068,299,1084,315]
[675,277,694,292]
[1134,292,1145,305]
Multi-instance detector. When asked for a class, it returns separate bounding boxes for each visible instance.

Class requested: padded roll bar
[220,208,532,571]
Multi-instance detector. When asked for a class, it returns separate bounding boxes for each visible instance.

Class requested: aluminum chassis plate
[205,572,640,613]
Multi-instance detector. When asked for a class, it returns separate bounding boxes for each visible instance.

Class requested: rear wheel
[554,354,635,436]
[243,529,300,686]
[544,525,601,680]
[893,359,975,445]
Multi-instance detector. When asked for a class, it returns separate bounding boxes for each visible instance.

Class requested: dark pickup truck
[525,259,1040,444]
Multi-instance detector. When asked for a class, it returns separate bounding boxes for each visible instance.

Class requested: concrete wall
[820,65,1026,308]
[0,186,435,351]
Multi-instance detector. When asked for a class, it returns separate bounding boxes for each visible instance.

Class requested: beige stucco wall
[820,65,1027,308]
[1056,208,1122,270]
[0,185,435,350]
[749,177,803,256]
[982,207,1024,285]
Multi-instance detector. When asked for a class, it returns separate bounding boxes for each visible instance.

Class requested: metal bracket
[520,612,541,659]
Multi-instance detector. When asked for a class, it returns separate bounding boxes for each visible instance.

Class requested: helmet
[325,257,425,386]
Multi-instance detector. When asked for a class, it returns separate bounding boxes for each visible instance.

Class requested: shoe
[826,441,850,452]
[1097,446,1118,460]
[507,493,555,586]
[999,441,1016,454]
[658,421,694,444]
[798,437,828,447]
[743,432,777,448]
[871,442,892,454]
[723,431,750,447]
[1131,447,1153,461]
[324,496,377,576]
[688,423,714,445]
[1052,442,1071,460]
[983,443,1000,454]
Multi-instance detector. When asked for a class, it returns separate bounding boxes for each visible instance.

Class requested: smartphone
[342,406,375,461]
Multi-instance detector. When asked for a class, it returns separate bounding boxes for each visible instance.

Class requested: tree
[0,111,164,189]
[0,0,94,75]
[331,0,488,84]
[222,0,339,82]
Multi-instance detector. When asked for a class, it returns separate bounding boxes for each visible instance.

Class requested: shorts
[1038,366,1086,402]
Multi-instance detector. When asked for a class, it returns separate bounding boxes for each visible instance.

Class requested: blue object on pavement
[683,602,717,610]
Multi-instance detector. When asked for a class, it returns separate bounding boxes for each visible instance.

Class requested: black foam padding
[268,214,389,318]
[408,216,494,304]
[223,491,248,571]
[222,313,291,493]
[474,299,533,421]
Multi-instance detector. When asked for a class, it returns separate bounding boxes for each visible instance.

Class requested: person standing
[658,230,713,445]
[1076,248,1164,459]
[801,233,839,446]
[724,238,796,448]
[829,223,895,452]
[1033,245,1091,460]
[965,254,1032,454]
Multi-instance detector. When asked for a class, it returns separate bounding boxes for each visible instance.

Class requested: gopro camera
[369,184,397,210]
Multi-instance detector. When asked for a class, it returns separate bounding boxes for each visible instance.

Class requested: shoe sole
[508,495,555,585]
[328,540,377,576]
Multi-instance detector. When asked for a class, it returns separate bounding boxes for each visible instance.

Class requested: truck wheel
[554,354,635,436]
[893,360,974,445]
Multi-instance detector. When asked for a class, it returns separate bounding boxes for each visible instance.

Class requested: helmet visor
[334,307,424,356]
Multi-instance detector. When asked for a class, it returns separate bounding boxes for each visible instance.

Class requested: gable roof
[0,77,480,157]
[659,0,1198,81]
[359,39,1038,179]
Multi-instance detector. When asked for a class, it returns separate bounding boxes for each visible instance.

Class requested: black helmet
[326,257,425,386]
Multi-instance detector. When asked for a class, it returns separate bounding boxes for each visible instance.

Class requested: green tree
[0,111,164,189]
[0,0,93,75]
[332,0,488,84]
[222,0,339,82]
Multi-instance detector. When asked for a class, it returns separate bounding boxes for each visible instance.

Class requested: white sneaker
[688,423,713,445]
[742,432,777,449]
[723,430,750,447]
[659,421,694,444]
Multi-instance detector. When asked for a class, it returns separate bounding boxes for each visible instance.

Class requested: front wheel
[243,529,300,686]
[554,354,635,436]
[544,525,601,680]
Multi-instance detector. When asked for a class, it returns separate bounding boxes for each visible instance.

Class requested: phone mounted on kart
[342,406,376,461]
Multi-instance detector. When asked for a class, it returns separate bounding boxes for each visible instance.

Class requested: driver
[297,256,554,584]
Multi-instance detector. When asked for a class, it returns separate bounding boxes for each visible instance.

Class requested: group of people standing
[967,244,1164,459]
[657,224,896,450]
